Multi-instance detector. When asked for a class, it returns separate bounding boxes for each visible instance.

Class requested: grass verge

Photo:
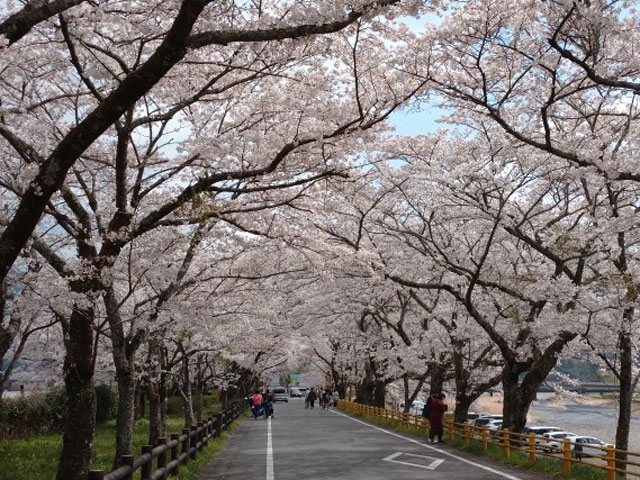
[0,411,246,480]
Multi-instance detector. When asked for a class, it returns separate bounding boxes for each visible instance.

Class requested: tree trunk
[180,352,194,428]
[147,338,167,446]
[104,287,141,467]
[402,374,410,413]
[501,365,530,433]
[454,393,476,424]
[373,380,386,408]
[430,365,446,394]
[114,369,136,467]
[56,305,96,480]
[615,329,633,472]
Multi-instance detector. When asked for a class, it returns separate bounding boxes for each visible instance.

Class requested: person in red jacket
[252,390,263,419]
[429,393,447,444]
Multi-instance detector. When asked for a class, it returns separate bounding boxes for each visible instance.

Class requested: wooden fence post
[190,425,198,460]
[141,445,153,480]
[528,433,536,464]
[502,429,510,459]
[121,454,134,480]
[482,426,488,451]
[170,433,180,476]
[464,422,470,446]
[562,438,571,475]
[448,417,454,440]
[197,422,204,451]
[182,428,190,465]
[606,445,615,480]
[157,437,167,480]
[215,413,223,437]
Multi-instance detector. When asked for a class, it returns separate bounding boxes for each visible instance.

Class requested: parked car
[467,412,481,421]
[409,401,426,416]
[566,435,614,460]
[472,415,503,427]
[272,387,288,402]
[289,387,302,397]
[523,426,563,446]
[539,431,577,453]
[524,425,562,436]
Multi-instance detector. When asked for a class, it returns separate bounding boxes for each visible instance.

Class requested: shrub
[0,388,67,439]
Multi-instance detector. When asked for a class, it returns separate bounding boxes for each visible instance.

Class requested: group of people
[251,389,274,419]
[304,387,339,409]
[422,392,448,444]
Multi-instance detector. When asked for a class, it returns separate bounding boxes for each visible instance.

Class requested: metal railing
[340,400,640,479]
[88,403,246,480]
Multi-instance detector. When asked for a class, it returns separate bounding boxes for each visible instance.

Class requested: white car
[472,415,503,427]
[566,435,614,460]
[523,426,563,446]
[539,431,577,453]
[409,401,426,416]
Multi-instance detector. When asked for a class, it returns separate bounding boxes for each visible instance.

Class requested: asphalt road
[201,398,548,480]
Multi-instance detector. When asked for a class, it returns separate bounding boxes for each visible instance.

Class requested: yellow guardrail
[339,400,640,480]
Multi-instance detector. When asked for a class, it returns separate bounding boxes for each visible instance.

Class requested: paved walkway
[201,399,549,480]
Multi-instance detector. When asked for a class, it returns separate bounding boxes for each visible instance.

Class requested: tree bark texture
[56,305,96,480]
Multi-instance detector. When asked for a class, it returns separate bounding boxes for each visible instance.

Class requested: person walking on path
[429,393,447,444]
[263,389,274,418]
[252,390,263,419]
[307,388,317,409]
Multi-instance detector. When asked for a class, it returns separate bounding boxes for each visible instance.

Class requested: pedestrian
[332,390,340,408]
[308,387,317,409]
[322,389,331,409]
[263,389,273,418]
[429,393,447,444]
[422,391,434,420]
[304,389,310,409]
[251,390,263,419]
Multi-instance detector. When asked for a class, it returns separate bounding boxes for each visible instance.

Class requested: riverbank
[471,392,640,453]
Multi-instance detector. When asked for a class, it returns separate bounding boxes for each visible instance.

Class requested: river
[474,392,640,452]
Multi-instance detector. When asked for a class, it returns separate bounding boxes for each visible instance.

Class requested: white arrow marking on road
[383,451,445,470]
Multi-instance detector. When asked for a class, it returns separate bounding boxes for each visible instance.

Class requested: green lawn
[0,412,246,480]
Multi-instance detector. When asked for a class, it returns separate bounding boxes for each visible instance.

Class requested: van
[272,387,288,403]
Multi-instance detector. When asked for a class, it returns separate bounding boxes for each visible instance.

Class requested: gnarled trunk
[56,305,96,480]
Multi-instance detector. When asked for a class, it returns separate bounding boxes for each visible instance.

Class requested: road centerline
[267,417,274,480]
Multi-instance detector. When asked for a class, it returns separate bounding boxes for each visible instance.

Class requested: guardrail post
[122,454,134,480]
[562,438,571,475]
[502,429,510,459]
[88,471,104,480]
[182,428,190,465]
[170,433,180,476]
[190,425,198,460]
[157,437,167,480]
[482,426,488,451]
[391,409,395,424]
[215,413,223,437]
[198,422,204,451]
[141,445,153,480]
[606,445,615,480]
[528,433,535,464]
[464,422,470,445]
